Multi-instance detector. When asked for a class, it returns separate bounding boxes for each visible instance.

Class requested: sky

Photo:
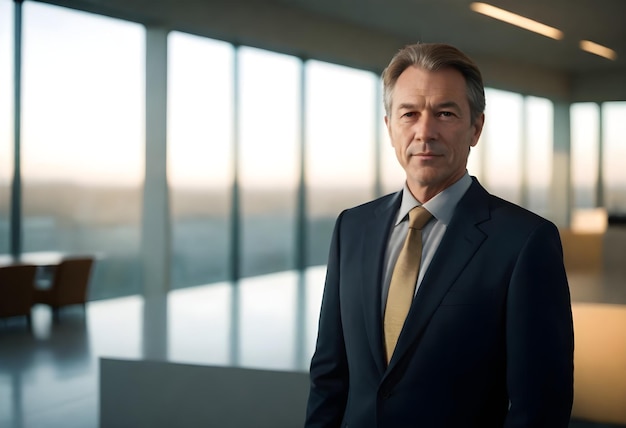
[1,0,144,186]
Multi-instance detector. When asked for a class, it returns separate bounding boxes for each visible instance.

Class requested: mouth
[413,152,440,159]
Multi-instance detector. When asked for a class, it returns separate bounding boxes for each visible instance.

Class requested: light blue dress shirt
[381,172,473,310]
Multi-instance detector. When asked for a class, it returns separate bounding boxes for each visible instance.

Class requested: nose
[412,113,438,142]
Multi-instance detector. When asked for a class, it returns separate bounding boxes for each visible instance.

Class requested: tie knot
[408,206,432,230]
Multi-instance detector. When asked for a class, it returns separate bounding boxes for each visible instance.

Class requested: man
[305,43,574,427]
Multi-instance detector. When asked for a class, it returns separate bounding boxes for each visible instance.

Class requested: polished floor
[1,263,625,428]
[0,267,326,428]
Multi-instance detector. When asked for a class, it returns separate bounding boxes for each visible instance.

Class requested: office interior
[0,0,625,426]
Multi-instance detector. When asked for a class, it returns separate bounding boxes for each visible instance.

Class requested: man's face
[385,66,484,201]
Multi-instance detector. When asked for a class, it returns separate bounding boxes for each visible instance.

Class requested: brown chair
[0,264,38,325]
[33,257,95,320]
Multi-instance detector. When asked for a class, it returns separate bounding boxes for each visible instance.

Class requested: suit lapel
[360,192,401,375]
[385,180,491,373]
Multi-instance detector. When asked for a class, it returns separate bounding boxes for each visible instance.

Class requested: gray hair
[382,43,486,124]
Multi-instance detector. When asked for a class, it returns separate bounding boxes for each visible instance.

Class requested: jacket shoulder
[343,192,399,217]
[467,177,554,229]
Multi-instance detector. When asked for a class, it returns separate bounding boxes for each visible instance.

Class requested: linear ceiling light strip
[470,2,564,40]
[580,40,618,60]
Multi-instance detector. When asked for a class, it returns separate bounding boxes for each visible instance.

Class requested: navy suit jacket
[306,178,574,428]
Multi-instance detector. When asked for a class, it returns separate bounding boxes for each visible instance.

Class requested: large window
[524,96,553,216]
[466,127,484,185]
[305,60,377,266]
[238,47,300,277]
[21,2,144,299]
[168,32,234,288]
[571,103,600,209]
[0,0,12,254]
[380,92,406,195]
[602,102,626,215]
[5,1,616,297]
[482,88,524,204]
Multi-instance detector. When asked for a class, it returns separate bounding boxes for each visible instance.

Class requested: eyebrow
[436,101,462,111]
[396,101,462,111]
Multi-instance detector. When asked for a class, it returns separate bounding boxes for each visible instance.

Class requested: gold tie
[384,206,432,363]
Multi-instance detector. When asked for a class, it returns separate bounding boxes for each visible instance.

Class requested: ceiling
[287,0,625,73]
[37,0,626,100]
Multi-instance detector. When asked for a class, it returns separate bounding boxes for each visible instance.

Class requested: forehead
[391,66,469,109]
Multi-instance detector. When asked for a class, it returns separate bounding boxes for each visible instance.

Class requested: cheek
[396,138,411,155]
[391,142,410,167]
[451,143,471,164]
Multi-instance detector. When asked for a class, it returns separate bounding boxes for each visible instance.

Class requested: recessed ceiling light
[580,40,618,61]
[470,2,564,40]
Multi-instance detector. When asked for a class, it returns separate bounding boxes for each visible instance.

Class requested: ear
[470,113,485,147]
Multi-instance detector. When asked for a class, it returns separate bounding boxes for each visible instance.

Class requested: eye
[401,112,416,118]
[438,111,454,117]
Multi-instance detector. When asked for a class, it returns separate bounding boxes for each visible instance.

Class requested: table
[0,251,66,268]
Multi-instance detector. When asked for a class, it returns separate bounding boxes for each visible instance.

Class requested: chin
[409,169,438,184]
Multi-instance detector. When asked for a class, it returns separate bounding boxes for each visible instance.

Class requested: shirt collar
[395,172,472,226]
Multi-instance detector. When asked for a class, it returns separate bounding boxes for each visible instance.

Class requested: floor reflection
[0,305,93,428]
[0,264,624,428]
[0,266,326,428]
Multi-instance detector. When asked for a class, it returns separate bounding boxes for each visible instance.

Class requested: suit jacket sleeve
[504,220,574,427]
[305,211,349,427]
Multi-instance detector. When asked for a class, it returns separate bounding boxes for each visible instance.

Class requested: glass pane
[238,46,300,277]
[467,129,484,183]
[0,0,12,254]
[525,96,553,216]
[380,95,406,195]
[168,32,233,288]
[305,60,377,266]
[22,2,144,299]
[483,88,523,204]
[571,103,599,209]
[603,101,626,215]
